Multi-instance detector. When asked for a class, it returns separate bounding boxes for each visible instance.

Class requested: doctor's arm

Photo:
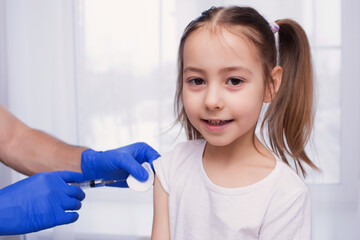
[151,175,170,240]
[0,104,160,182]
[0,104,85,175]
[0,104,160,235]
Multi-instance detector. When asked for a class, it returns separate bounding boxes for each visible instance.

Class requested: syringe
[70,179,124,189]
[70,162,154,191]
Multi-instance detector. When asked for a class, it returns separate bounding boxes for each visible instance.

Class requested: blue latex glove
[81,142,160,187]
[0,171,85,235]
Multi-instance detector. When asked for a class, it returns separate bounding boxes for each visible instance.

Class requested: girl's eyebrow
[220,66,253,75]
[183,66,252,75]
[183,66,205,74]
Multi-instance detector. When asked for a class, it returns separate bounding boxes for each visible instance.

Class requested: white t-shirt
[153,140,311,240]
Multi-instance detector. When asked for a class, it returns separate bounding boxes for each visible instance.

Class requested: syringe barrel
[70,179,105,189]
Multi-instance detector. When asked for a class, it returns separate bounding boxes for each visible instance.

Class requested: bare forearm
[7,128,87,175]
[0,105,87,175]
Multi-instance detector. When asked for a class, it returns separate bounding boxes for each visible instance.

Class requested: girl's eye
[189,78,205,85]
[226,78,243,85]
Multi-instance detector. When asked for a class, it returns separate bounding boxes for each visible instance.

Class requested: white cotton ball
[126,162,154,192]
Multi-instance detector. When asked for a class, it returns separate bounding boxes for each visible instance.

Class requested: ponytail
[262,19,319,177]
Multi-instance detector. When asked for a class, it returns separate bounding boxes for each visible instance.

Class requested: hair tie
[201,6,217,16]
[269,22,279,34]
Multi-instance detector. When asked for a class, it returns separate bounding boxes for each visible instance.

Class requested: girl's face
[182,28,266,147]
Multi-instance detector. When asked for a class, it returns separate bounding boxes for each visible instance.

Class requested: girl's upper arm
[151,174,170,240]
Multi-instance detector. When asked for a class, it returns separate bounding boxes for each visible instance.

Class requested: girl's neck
[202,133,276,188]
[204,133,272,166]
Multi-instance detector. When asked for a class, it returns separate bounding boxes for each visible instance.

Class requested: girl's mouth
[203,119,233,126]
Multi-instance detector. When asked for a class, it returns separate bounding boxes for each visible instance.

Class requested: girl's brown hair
[175,6,319,177]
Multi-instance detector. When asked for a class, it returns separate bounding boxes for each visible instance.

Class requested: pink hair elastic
[269,22,279,34]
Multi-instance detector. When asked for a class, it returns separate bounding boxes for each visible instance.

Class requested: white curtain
[1,0,359,239]
[1,0,78,239]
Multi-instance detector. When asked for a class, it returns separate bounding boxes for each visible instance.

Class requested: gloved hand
[0,171,85,235]
[81,142,160,187]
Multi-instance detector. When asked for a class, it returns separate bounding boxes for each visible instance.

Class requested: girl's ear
[264,66,282,103]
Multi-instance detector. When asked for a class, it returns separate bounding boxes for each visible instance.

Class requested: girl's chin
[203,137,234,147]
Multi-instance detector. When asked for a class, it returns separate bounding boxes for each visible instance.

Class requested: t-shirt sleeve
[153,156,169,194]
[153,153,171,194]
[153,141,198,194]
[259,187,311,240]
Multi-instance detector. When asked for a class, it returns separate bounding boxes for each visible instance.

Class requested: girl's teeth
[208,120,230,125]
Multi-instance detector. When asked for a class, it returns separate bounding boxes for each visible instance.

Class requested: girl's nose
[204,86,224,110]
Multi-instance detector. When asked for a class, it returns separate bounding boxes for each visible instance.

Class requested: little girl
[152,6,319,240]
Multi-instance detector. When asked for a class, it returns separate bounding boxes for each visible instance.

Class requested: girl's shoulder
[275,160,307,186]
[262,160,311,221]
[155,139,202,159]
[153,139,205,193]
[269,159,309,201]
[158,139,205,165]
[172,139,206,153]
